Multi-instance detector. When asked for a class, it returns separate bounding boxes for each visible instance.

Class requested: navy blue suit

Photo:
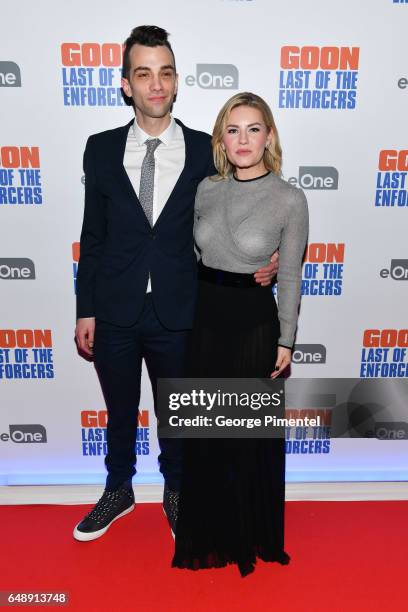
[76,118,215,490]
[76,118,214,329]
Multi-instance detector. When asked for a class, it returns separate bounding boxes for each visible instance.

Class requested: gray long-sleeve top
[194,171,309,348]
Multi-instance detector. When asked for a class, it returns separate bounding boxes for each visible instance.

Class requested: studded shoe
[73,485,135,542]
[163,483,179,539]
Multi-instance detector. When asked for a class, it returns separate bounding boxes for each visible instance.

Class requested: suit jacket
[76,118,215,330]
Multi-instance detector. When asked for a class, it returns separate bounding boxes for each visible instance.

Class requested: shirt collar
[132,116,177,146]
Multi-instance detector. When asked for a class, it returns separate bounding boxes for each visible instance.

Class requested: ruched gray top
[194,171,309,348]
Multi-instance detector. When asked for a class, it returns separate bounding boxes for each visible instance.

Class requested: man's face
[121,44,178,119]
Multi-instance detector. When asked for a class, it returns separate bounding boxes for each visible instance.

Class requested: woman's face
[221,105,272,172]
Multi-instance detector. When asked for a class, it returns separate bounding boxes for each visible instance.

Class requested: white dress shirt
[123,117,185,293]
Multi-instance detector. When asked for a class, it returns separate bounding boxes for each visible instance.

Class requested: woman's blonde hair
[211,92,282,180]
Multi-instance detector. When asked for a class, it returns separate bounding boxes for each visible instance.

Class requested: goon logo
[285,407,331,455]
[375,150,408,207]
[0,424,47,443]
[0,258,35,280]
[61,43,125,106]
[0,61,21,87]
[288,166,339,190]
[81,410,150,456]
[302,243,344,295]
[272,242,344,297]
[72,242,80,293]
[0,329,54,380]
[185,64,239,89]
[360,329,408,377]
[0,146,42,206]
[279,46,359,109]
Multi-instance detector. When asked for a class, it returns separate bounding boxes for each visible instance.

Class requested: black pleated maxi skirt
[172,265,290,577]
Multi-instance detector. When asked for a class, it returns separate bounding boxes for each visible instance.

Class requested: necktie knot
[145,138,161,155]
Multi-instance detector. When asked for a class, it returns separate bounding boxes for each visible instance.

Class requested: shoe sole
[162,506,175,540]
[73,503,135,542]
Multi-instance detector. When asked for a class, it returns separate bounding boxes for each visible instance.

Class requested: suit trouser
[93,294,190,492]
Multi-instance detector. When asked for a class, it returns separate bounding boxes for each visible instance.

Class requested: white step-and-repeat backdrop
[1,0,407,486]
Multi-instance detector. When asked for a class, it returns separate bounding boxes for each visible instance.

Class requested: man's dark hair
[122,25,176,80]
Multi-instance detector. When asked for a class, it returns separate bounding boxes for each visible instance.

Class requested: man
[73,25,278,541]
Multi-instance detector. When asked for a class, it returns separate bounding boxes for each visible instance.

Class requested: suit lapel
[115,119,150,228]
[119,119,140,200]
[153,118,192,229]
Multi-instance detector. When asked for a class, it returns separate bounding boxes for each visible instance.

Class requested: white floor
[1,481,408,505]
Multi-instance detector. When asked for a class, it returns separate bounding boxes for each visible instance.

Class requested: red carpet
[1,500,406,612]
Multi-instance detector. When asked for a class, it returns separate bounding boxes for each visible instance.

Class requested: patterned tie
[138,138,161,226]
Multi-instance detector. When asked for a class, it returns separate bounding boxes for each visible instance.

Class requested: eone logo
[380,259,408,281]
[0,61,21,87]
[397,76,408,89]
[366,422,408,440]
[292,344,327,364]
[0,258,35,280]
[288,167,338,190]
[0,424,47,443]
[185,64,239,89]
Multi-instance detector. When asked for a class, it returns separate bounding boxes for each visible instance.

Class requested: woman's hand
[270,346,291,378]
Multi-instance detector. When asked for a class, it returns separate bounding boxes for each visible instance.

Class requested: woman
[172,92,309,577]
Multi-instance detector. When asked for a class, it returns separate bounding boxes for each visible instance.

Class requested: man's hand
[254,250,279,286]
[75,317,95,356]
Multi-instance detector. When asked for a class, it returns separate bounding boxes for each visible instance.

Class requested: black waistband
[197,260,259,288]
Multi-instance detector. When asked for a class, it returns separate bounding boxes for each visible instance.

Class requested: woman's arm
[275,187,309,349]
[193,179,206,261]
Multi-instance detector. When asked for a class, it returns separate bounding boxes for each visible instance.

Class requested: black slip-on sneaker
[73,486,135,542]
